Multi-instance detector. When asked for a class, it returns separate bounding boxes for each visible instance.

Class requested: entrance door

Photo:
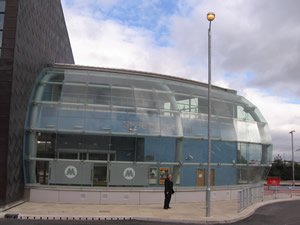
[196,169,215,186]
[90,151,115,186]
[93,165,107,186]
[36,161,49,184]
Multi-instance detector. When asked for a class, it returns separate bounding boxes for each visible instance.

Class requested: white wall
[26,186,251,205]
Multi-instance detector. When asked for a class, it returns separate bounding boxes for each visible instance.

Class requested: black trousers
[164,192,172,208]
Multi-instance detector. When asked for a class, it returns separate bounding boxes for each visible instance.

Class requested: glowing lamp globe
[207,12,215,21]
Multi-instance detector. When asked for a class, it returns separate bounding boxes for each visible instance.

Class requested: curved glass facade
[23,64,272,187]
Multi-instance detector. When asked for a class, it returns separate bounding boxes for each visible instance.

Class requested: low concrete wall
[25,185,250,205]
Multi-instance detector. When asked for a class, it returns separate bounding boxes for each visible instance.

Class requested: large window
[237,143,262,164]
[177,97,198,113]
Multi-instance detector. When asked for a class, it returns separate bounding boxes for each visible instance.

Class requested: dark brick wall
[0,0,74,205]
[0,0,18,206]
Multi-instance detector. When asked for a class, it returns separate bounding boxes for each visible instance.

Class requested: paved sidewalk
[0,188,300,223]
[1,194,300,224]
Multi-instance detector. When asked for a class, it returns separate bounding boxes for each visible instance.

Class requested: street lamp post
[289,130,295,186]
[206,12,215,217]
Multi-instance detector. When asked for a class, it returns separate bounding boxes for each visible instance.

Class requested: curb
[135,198,300,224]
[8,214,134,221]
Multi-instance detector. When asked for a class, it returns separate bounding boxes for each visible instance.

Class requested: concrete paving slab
[2,193,300,223]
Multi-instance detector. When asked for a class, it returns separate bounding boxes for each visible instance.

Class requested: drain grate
[15,215,133,221]
[4,214,18,219]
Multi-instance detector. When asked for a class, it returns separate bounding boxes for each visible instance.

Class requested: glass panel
[248,144,262,164]
[0,14,4,29]
[239,96,267,123]
[237,106,255,121]
[144,136,176,162]
[258,123,272,143]
[57,104,85,130]
[212,100,234,117]
[110,75,133,87]
[111,87,134,107]
[156,91,175,110]
[0,1,5,12]
[134,89,157,108]
[0,31,2,48]
[64,69,89,83]
[90,153,107,160]
[55,134,112,153]
[182,139,207,163]
[237,166,249,184]
[110,74,164,91]
[198,97,208,114]
[160,113,180,136]
[238,143,262,164]
[37,133,55,158]
[248,166,266,183]
[41,84,62,101]
[36,104,59,129]
[45,70,65,82]
[111,111,137,134]
[130,78,165,90]
[93,165,107,186]
[238,143,248,164]
[36,161,49,184]
[219,117,236,141]
[89,72,111,85]
[212,141,237,164]
[182,117,206,138]
[87,85,111,105]
[235,120,261,142]
[85,135,110,150]
[135,108,160,135]
[175,95,199,113]
[85,105,111,132]
[253,107,266,123]
[168,82,207,97]
[58,152,78,159]
[211,117,221,139]
[111,136,138,161]
[61,84,87,104]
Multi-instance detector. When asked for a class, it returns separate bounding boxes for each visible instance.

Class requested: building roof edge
[48,63,237,94]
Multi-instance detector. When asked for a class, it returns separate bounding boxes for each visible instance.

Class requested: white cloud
[63,4,206,79]
[62,0,300,161]
[244,88,300,160]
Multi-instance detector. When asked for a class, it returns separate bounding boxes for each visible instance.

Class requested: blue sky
[61,0,300,160]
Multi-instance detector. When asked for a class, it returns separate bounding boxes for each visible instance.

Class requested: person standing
[164,174,174,209]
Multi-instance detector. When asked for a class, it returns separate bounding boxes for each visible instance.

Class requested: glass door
[93,165,107,186]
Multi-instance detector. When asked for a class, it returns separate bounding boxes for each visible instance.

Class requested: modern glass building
[24,64,272,188]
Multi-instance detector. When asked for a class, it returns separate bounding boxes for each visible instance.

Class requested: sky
[61,0,300,161]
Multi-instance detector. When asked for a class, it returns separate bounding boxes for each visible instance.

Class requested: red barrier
[267,177,280,186]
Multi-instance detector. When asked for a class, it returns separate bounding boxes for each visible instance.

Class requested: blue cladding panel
[214,166,237,185]
[212,141,237,163]
[144,137,176,162]
[182,139,207,163]
[144,137,238,185]
[181,166,197,186]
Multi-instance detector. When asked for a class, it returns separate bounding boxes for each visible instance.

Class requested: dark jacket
[164,177,174,194]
